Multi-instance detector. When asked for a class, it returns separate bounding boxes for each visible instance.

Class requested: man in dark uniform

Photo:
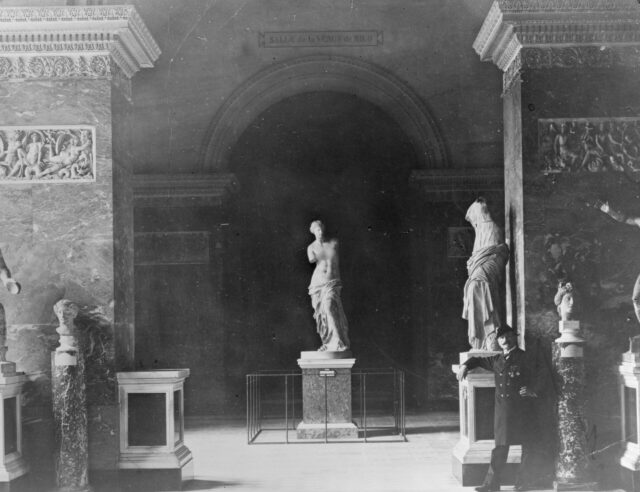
[457,325,539,492]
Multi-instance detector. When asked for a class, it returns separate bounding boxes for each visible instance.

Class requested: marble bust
[307,220,350,352]
[554,282,575,321]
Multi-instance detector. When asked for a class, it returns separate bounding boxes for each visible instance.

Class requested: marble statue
[0,247,20,363]
[307,220,350,352]
[462,198,509,351]
[595,200,640,326]
[554,282,575,321]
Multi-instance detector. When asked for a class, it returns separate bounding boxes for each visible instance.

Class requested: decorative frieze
[538,118,640,175]
[521,46,619,70]
[0,5,160,80]
[0,55,110,81]
[0,126,96,182]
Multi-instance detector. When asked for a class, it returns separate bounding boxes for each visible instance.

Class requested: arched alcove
[220,91,425,410]
[199,55,449,171]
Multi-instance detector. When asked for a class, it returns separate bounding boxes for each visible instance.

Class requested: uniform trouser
[483,444,533,488]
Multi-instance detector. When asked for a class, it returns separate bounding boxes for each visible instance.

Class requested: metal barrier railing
[246,368,406,444]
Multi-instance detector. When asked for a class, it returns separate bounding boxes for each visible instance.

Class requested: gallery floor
[85,411,622,492]
[23,411,624,492]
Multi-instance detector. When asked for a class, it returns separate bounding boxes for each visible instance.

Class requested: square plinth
[117,370,192,478]
[296,353,356,439]
[451,352,521,486]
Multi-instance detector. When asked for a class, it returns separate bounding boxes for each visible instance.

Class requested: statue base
[553,480,598,491]
[295,422,358,440]
[296,352,357,440]
[451,351,521,486]
[620,352,640,491]
[0,372,28,485]
[117,370,193,489]
[555,321,585,357]
[299,350,353,360]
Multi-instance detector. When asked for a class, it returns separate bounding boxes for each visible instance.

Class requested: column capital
[0,4,160,81]
[474,0,640,78]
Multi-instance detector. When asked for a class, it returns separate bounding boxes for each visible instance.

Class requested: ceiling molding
[133,173,239,208]
[474,0,640,79]
[0,5,160,80]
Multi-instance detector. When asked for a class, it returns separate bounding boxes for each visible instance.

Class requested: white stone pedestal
[296,351,358,439]
[117,370,193,491]
[451,351,521,486]
[0,368,28,490]
[620,348,640,492]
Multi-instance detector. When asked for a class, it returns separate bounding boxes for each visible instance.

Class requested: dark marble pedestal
[296,352,357,439]
[554,341,597,492]
[52,357,90,492]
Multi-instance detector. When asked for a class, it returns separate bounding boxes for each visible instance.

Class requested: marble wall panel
[0,78,121,470]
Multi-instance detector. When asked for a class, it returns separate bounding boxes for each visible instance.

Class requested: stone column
[554,320,596,490]
[52,300,89,492]
[0,4,159,474]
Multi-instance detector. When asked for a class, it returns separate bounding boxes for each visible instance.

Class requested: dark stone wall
[515,64,640,485]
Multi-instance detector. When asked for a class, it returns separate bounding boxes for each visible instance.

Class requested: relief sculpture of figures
[0,127,94,182]
[462,198,509,351]
[540,118,640,176]
[307,220,350,352]
[0,247,20,363]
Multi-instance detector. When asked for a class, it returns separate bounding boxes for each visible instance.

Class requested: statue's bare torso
[308,238,340,287]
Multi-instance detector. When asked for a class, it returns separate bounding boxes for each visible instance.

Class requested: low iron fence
[246,368,405,444]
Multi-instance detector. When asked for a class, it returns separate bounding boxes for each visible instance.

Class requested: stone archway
[199,55,449,171]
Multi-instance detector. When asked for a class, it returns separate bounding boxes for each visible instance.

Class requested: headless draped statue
[0,247,20,362]
[462,199,509,351]
[307,220,350,352]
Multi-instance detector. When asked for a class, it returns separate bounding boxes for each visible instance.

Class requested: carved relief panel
[538,118,640,177]
[0,126,95,182]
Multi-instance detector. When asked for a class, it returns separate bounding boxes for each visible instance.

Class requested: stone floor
[29,411,625,492]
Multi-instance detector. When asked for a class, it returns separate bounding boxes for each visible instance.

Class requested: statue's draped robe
[462,221,508,350]
[309,279,350,351]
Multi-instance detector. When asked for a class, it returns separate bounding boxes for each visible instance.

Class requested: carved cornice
[0,5,160,80]
[133,173,239,208]
[474,0,640,75]
[409,168,504,202]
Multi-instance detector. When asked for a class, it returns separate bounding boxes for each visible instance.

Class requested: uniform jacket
[464,347,537,446]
